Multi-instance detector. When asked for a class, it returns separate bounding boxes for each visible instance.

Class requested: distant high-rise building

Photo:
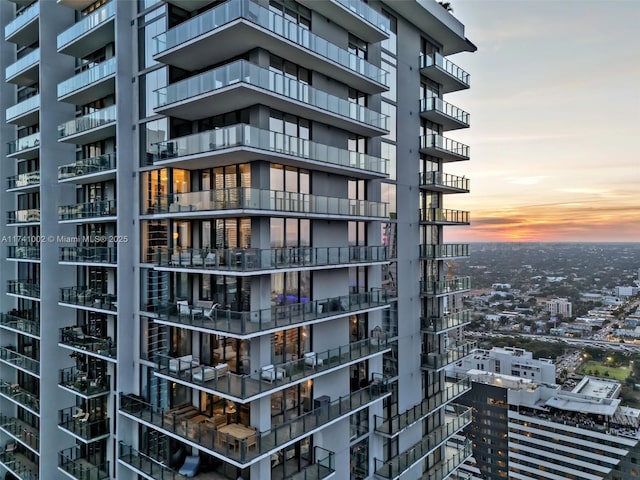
[547,297,573,318]
[0,1,474,478]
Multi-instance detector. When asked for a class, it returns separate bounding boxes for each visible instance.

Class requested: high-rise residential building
[454,349,640,480]
[547,297,573,318]
[0,1,474,479]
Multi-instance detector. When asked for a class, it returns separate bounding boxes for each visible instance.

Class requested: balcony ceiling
[58,19,114,58]
[58,75,115,105]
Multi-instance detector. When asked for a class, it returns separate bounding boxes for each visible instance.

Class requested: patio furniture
[178,455,200,477]
[304,352,323,367]
[169,354,197,373]
[261,364,286,382]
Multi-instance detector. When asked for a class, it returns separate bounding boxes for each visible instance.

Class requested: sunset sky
[440,0,639,243]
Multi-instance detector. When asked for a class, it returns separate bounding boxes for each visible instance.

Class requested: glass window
[380,10,397,54]
[141,118,169,166]
[382,102,396,141]
[381,142,396,181]
[139,67,167,118]
[139,16,165,69]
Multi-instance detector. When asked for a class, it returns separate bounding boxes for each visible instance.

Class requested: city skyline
[443,0,639,243]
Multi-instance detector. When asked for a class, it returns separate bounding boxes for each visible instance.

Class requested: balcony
[420,52,470,93]
[419,172,469,194]
[420,277,471,296]
[7,245,40,262]
[6,48,39,85]
[0,414,39,453]
[0,313,40,338]
[150,245,387,274]
[58,57,116,105]
[7,171,40,192]
[58,447,109,480]
[0,380,39,414]
[59,367,110,399]
[373,405,471,479]
[374,376,471,437]
[58,199,117,222]
[5,2,39,46]
[147,187,387,220]
[419,244,469,260]
[6,93,39,126]
[119,378,389,466]
[0,451,39,480]
[7,208,40,225]
[152,124,388,178]
[420,98,469,131]
[58,406,109,443]
[284,446,335,480]
[153,0,387,93]
[60,246,117,265]
[0,346,39,376]
[423,438,472,480]
[7,280,40,300]
[57,1,115,58]
[118,442,188,480]
[58,105,117,144]
[58,152,116,183]
[421,341,477,371]
[421,311,471,333]
[59,326,117,360]
[420,135,470,162]
[59,287,117,313]
[148,288,388,337]
[155,60,388,137]
[155,336,390,402]
[419,208,469,225]
[297,0,389,42]
[7,132,39,159]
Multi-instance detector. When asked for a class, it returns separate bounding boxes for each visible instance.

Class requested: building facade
[547,297,572,318]
[0,1,474,479]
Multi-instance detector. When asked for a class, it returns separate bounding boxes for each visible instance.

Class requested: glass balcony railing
[59,287,117,312]
[0,313,40,337]
[420,97,469,126]
[149,245,387,271]
[58,447,109,480]
[155,60,388,131]
[420,277,471,296]
[59,326,117,359]
[284,446,335,480]
[57,1,115,50]
[120,377,389,465]
[0,414,39,452]
[58,153,116,180]
[419,244,469,259]
[118,442,185,480]
[7,208,40,224]
[7,280,39,298]
[0,451,39,480]
[373,405,472,478]
[374,376,471,436]
[6,48,39,80]
[151,187,387,218]
[146,288,388,336]
[59,366,110,397]
[423,439,472,480]
[58,105,117,139]
[5,2,39,40]
[153,124,388,175]
[7,245,40,260]
[420,52,470,88]
[6,93,39,121]
[419,208,470,224]
[332,0,390,32]
[7,132,39,155]
[0,380,39,413]
[154,0,386,86]
[60,246,117,264]
[421,310,471,333]
[58,406,109,441]
[58,199,117,220]
[420,172,469,191]
[58,58,116,98]
[155,335,390,400]
[7,171,39,190]
[421,134,470,159]
[421,341,477,371]
[0,346,39,375]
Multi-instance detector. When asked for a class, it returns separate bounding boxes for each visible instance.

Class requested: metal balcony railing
[58,366,110,397]
[59,326,117,359]
[58,447,109,480]
[58,406,109,441]
[421,341,477,370]
[0,313,39,336]
[57,1,115,50]
[0,346,39,375]
[58,153,116,180]
[59,287,117,312]
[420,277,471,296]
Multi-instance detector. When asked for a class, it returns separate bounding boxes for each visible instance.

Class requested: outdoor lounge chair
[178,455,200,477]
